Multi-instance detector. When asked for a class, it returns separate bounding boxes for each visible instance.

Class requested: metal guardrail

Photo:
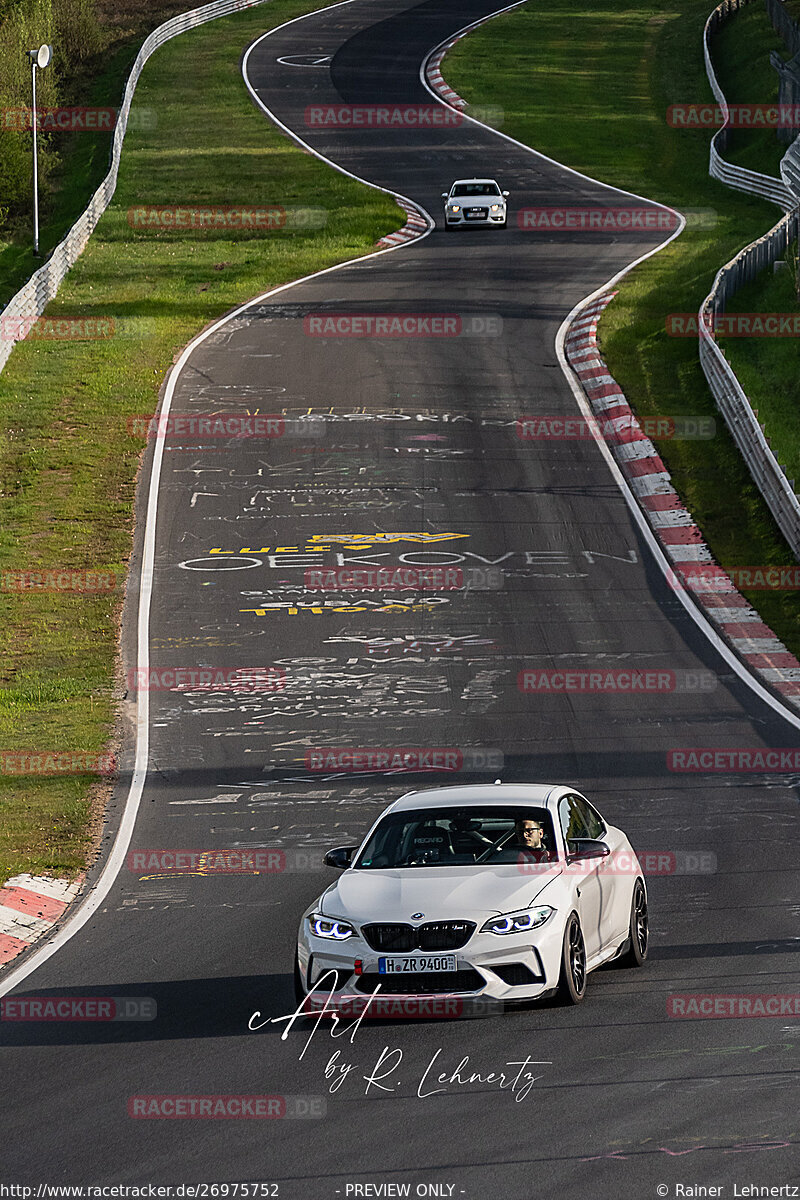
[769,48,800,146]
[699,207,800,555]
[704,0,796,209]
[700,0,800,557]
[0,0,265,375]
[781,132,800,195]
[766,0,800,146]
[765,0,800,56]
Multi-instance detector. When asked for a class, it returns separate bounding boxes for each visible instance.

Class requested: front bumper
[297,919,564,1003]
[444,207,506,228]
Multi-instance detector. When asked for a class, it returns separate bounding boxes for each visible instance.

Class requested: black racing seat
[407,823,455,862]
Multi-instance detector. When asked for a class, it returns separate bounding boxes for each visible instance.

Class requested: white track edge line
[558,307,800,734]
[419,6,688,207]
[242,0,435,231]
[5,0,797,1000]
[421,3,800,731]
[0,0,437,1000]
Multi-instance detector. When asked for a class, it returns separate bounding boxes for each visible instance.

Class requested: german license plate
[378,955,457,974]
[466,210,484,218]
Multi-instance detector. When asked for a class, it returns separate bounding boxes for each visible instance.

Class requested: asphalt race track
[2,0,800,1194]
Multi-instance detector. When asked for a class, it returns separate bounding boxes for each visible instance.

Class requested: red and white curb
[424,5,526,111]
[0,874,83,965]
[376,198,429,247]
[566,294,800,711]
[425,41,468,109]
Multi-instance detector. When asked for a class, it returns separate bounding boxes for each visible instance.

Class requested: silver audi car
[442,178,509,229]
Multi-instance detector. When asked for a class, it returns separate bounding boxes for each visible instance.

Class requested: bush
[55,0,102,61]
[0,0,99,232]
[0,128,33,222]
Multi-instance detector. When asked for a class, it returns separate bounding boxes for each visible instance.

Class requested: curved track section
[2,0,799,1195]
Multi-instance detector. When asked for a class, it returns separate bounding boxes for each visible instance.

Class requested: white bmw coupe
[294,783,648,1009]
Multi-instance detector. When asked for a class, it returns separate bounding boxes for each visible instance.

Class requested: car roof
[450,178,500,186]
[389,783,573,812]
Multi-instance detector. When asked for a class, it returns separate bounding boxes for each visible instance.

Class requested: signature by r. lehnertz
[249,970,551,1103]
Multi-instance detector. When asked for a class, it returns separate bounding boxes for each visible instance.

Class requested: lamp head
[29,44,52,69]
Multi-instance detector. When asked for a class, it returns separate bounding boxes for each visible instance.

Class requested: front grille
[355,969,484,995]
[465,207,488,218]
[361,921,475,952]
[418,921,475,950]
[361,924,414,951]
[493,962,542,987]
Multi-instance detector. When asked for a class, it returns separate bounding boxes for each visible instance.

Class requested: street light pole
[30,53,39,255]
[27,44,52,258]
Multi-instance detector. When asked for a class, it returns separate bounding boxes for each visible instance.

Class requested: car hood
[321,865,562,921]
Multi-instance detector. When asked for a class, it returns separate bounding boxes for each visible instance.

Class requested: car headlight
[490,203,503,211]
[481,906,555,935]
[448,204,461,213]
[309,913,355,940]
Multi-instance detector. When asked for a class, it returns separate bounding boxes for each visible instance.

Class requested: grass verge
[0,0,215,308]
[444,0,800,654]
[721,247,800,486]
[0,0,403,886]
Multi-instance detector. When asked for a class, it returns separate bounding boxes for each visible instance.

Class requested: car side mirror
[324,845,357,869]
[567,839,610,863]
[441,192,448,198]
[502,190,510,197]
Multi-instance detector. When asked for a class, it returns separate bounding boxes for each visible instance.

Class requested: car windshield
[451,183,501,197]
[354,806,558,869]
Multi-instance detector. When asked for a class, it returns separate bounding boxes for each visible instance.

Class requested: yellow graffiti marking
[208,533,470,554]
[306,533,470,546]
[240,603,444,616]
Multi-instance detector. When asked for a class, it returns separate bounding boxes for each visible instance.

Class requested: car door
[558,794,604,961]
[596,820,638,945]
[571,793,630,951]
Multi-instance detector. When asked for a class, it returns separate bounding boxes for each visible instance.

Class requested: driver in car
[513,818,550,861]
